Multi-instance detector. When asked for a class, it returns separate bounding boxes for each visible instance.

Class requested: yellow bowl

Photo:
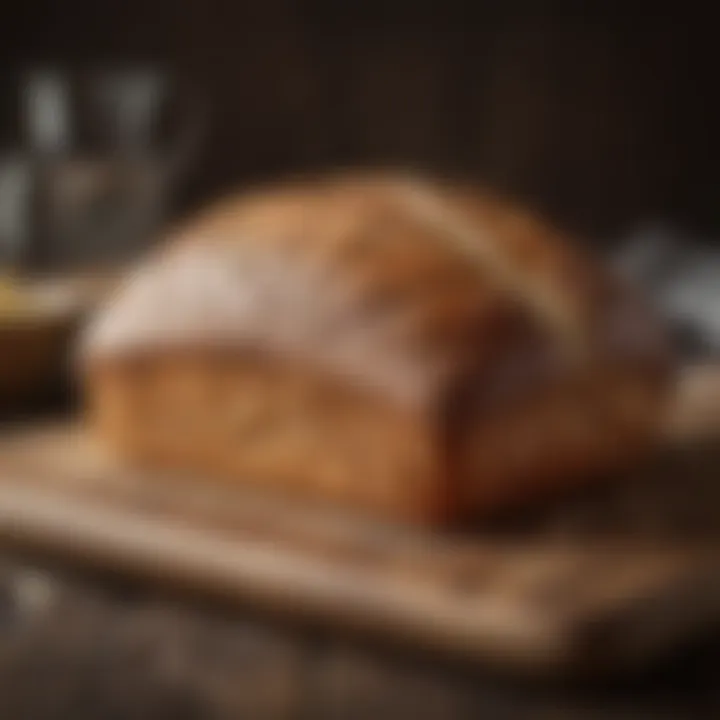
[0,316,78,403]
[0,273,117,407]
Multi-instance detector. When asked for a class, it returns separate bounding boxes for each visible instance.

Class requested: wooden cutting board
[0,368,717,678]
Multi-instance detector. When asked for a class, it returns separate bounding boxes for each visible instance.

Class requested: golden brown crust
[88,354,445,524]
[84,173,667,402]
[82,172,673,524]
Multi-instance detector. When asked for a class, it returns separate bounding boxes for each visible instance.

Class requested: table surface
[0,551,718,720]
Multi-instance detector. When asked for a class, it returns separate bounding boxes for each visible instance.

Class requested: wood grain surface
[0,364,717,678]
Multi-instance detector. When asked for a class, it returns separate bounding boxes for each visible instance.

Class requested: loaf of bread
[80,172,673,524]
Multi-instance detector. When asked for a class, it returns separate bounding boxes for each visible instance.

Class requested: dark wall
[2,2,718,240]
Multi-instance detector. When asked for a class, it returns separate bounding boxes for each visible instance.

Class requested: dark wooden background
[1,1,719,241]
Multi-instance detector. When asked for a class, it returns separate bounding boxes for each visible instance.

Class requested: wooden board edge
[0,480,581,675]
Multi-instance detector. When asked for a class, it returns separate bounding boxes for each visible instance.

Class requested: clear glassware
[9,66,203,272]
[0,154,33,270]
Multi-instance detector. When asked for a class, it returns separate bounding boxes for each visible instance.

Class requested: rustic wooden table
[0,551,717,720]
